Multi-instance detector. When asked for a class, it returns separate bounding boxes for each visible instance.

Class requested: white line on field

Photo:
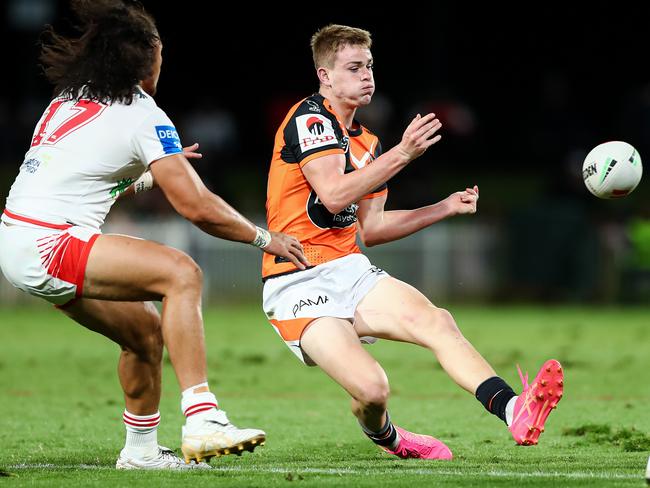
[4,463,643,480]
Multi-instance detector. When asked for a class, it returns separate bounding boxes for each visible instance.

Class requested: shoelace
[516,364,530,390]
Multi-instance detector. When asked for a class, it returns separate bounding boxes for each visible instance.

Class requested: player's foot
[181,409,266,463]
[116,445,211,469]
[509,359,564,445]
[381,426,453,460]
[645,455,650,485]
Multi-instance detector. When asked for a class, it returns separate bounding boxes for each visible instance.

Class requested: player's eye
[367,64,373,70]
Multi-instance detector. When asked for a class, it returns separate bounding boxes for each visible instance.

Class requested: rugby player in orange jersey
[261,24,563,459]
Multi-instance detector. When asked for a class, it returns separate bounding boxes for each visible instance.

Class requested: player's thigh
[83,234,201,301]
[301,317,389,402]
[354,276,451,343]
[61,298,162,355]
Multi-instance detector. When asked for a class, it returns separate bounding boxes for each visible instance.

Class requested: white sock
[181,383,219,425]
[122,410,159,458]
[505,396,518,426]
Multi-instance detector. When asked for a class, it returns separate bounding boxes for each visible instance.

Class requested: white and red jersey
[2,87,182,230]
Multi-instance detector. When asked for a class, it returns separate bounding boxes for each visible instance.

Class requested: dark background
[1,1,649,302]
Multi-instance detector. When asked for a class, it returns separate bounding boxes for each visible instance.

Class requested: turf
[0,304,648,486]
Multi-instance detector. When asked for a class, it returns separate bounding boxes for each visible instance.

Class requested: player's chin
[357,94,373,106]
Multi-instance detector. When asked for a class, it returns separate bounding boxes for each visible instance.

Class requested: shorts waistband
[2,208,72,230]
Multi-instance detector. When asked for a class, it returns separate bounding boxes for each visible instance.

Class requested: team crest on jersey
[295,114,337,153]
[155,125,182,154]
[340,135,350,154]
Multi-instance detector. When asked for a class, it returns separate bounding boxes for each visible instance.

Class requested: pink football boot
[382,426,453,460]
[509,359,564,445]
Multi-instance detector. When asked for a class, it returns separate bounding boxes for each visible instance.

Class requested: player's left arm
[117,143,202,200]
[356,185,479,247]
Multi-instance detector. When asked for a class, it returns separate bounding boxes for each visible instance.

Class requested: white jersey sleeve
[132,107,183,167]
[3,89,186,230]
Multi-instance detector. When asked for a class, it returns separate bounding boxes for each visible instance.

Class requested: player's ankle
[181,382,219,420]
[122,410,160,458]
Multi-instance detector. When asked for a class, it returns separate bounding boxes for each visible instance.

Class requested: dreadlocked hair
[40,0,159,104]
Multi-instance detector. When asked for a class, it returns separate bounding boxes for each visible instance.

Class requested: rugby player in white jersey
[0,0,308,469]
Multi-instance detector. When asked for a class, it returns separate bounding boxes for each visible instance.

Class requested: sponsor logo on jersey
[306,100,321,113]
[155,125,182,154]
[292,295,329,317]
[295,114,337,153]
[20,158,41,174]
[307,190,358,229]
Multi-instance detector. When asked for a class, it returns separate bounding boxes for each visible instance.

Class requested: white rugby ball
[582,141,642,199]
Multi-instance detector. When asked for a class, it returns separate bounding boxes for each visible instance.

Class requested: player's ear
[317,67,331,87]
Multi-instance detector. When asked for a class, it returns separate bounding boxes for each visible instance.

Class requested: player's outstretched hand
[183,142,203,160]
[397,113,443,161]
[264,232,311,270]
[446,185,479,216]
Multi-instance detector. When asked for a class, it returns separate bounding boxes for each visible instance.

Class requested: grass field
[0,303,648,487]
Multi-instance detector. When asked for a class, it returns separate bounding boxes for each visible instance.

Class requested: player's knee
[357,377,390,408]
[169,251,203,292]
[430,307,459,334]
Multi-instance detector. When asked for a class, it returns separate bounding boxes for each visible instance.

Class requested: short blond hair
[310,24,372,69]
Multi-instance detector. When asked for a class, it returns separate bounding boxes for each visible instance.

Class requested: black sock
[476,376,516,424]
[360,412,398,448]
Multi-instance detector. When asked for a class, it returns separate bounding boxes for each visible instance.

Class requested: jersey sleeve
[281,98,344,167]
[131,107,183,167]
[361,139,388,199]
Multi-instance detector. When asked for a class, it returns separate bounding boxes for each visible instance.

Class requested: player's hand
[396,113,443,161]
[264,232,311,270]
[183,143,202,160]
[445,185,479,216]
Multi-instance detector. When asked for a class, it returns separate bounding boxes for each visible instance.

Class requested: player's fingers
[294,247,310,267]
[291,241,305,258]
[423,134,442,147]
[290,236,304,252]
[183,142,203,159]
[283,249,306,270]
[413,117,440,137]
[418,121,442,141]
[409,113,435,131]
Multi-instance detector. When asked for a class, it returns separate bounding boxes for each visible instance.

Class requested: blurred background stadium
[1,1,648,305]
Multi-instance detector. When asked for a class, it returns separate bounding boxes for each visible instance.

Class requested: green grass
[0,304,649,486]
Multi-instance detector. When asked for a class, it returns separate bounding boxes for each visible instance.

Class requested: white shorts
[262,253,389,365]
[0,212,100,306]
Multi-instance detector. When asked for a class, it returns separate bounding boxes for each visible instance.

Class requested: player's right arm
[301,113,442,214]
[150,154,309,269]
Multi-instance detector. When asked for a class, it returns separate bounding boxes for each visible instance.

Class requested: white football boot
[116,445,211,470]
[181,409,266,463]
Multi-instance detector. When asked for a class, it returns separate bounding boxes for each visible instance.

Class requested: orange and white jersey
[263,93,387,279]
[2,87,182,230]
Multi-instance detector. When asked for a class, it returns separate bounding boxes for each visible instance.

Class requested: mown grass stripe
[6,464,641,480]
